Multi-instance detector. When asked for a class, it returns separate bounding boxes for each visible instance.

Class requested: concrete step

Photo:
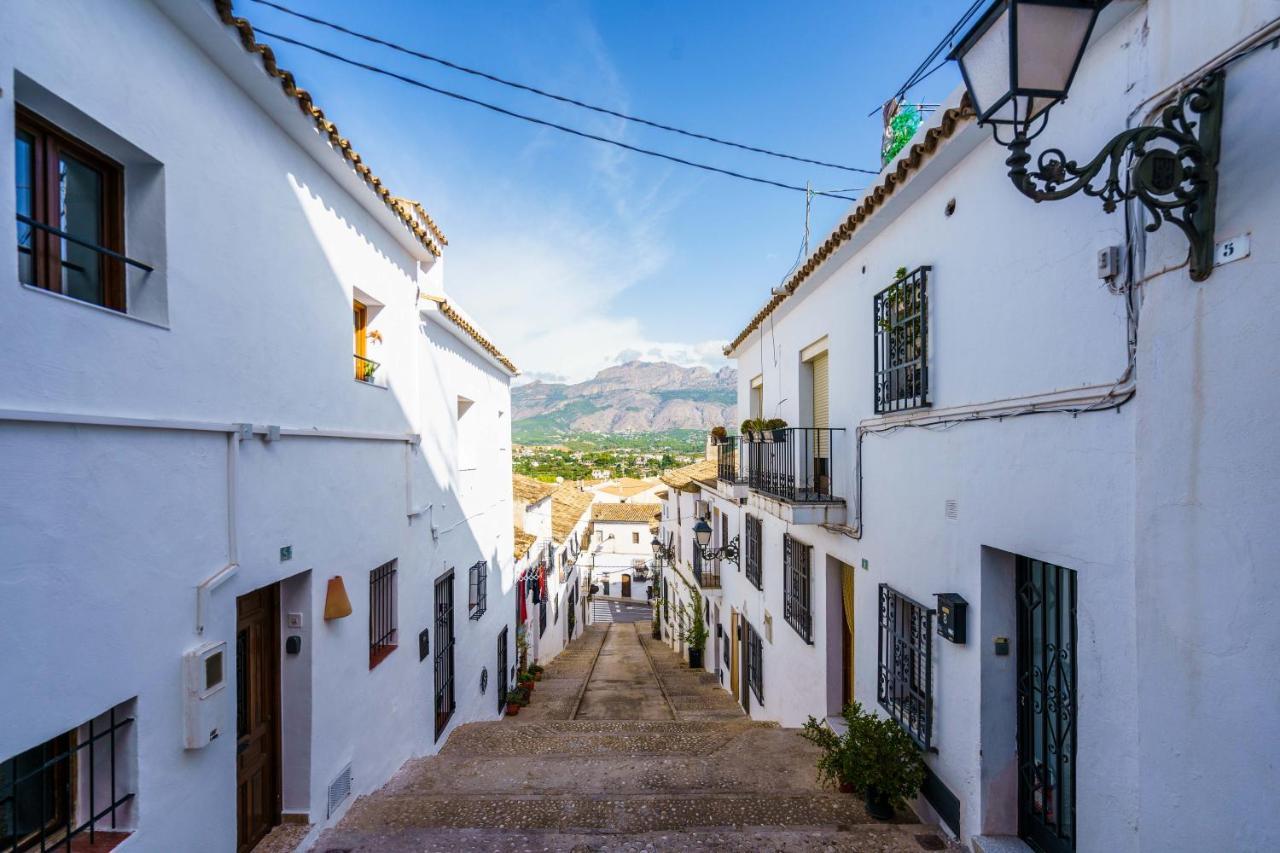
[314,824,940,852]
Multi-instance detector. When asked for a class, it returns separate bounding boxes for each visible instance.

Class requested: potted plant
[507,685,530,715]
[530,663,544,682]
[679,587,708,669]
[710,425,727,444]
[800,703,925,821]
[518,669,535,692]
[741,418,759,442]
[652,602,662,639]
[763,418,788,443]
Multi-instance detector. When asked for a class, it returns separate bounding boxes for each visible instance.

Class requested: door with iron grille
[497,625,509,713]
[434,571,455,740]
[1017,557,1078,853]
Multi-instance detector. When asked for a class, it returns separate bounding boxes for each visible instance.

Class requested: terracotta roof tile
[591,503,663,523]
[660,458,718,493]
[513,528,536,560]
[550,486,593,543]
[512,473,554,506]
[424,296,519,375]
[724,100,974,355]
[212,0,445,257]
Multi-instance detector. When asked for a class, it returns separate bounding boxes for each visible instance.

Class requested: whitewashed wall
[0,2,515,851]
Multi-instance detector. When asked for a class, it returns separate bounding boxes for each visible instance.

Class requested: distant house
[586,503,662,601]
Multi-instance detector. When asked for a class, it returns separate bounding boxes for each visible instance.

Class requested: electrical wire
[248,0,879,176]
[866,0,984,117]
[251,27,862,202]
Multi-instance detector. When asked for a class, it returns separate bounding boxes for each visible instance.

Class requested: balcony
[745,428,847,525]
[355,353,381,384]
[692,548,721,589]
[716,436,745,482]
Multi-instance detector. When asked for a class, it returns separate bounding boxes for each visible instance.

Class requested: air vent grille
[327,762,353,817]
[944,500,959,520]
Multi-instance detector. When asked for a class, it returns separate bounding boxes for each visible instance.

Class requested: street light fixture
[651,536,675,566]
[949,0,1223,281]
[692,518,739,565]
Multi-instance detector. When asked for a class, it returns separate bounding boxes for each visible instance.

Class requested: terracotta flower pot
[506,703,520,716]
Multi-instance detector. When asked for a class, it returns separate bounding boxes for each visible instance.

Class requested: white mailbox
[182,641,228,749]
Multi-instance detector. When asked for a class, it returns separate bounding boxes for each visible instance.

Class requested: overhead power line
[250,27,862,202]
[248,0,879,176]
[866,0,985,117]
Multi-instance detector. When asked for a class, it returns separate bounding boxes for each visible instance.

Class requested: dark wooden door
[621,574,632,597]
[236,584,281,853]
[1017,557,1078,853]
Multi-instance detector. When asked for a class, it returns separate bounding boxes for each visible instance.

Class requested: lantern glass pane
[1015,3,1095,95]
[959,7,1012,119]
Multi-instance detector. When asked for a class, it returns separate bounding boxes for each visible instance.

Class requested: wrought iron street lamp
[950,0,1223,280]
[651,536,675,566]
[692,519,739,565]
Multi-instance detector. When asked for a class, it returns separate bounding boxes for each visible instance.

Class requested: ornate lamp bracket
[697,534,740,567]
[1003,71,1224,282]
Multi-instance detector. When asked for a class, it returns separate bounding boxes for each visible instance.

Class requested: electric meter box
[183,641,228,749]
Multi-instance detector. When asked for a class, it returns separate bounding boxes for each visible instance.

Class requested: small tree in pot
[800,702,925,821]
[679,586,708,669]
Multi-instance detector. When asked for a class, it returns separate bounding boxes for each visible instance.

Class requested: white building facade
[663,3,1280,852]
[0,2,519,851]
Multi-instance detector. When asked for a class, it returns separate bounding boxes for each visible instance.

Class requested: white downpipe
[196,429,242,635]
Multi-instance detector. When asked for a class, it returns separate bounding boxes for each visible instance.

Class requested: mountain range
[513,361,737,442]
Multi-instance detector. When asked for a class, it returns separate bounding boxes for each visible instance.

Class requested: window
[749,376,763,419]
[1,700,135,852]
[632,531,640,545]
[877,584,934,749]
[369,560,398,668]
[353,300,380,383]
[744,515,763,590]
[16,108,126,310]
[782,535,812,643]
[434,571,456,739]
[873,266,930,414]
[468,560,488,620]
[538,597,547,638]
[745,620,764,704]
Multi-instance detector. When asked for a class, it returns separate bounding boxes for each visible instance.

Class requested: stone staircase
[311,623,946,852]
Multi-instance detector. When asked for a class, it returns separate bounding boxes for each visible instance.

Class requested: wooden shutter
[811,352,829,458]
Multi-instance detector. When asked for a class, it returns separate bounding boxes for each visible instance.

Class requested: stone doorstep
[971,835,1034,853]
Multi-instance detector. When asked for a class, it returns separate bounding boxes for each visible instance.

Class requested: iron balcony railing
[354,353,380,383]
[745,427,845,503]
[692,547,721,589]
[715,436,746,483]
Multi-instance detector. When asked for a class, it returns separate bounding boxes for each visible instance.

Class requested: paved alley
[310,622,945,852]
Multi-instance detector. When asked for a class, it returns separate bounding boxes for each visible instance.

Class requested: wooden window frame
[16,106,126,311]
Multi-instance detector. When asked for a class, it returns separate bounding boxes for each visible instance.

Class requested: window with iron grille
[873,266,930,414]
[744,515,763,590]
[468,560,487,620]
[538,597,547,637]
[877,583,934,749]
[745,620,764,704]
[369,560,398,669]
[782,535,813,643]
[1,699,136,852]
[434,571,455,740]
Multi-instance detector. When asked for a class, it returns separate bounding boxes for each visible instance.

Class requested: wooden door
[236,585,281,853]
[621,574,632,597]
[729,610,740,704]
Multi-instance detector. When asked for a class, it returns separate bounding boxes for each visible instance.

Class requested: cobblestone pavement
[310,622,945,852]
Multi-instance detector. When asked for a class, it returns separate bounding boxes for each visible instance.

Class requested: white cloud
[439,15,725,384]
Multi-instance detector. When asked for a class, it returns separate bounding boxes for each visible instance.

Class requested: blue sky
[238,0,966,382]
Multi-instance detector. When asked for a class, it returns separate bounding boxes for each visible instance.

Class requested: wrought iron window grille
[873,266,930,414]
[744,515,763,591]
[877,583,934,750]
[782,534,813,644]
[433,570,456,740]
[746,621,764,704]
[468,560,488,620]
[368,560,398,669]
[0,703,135,853]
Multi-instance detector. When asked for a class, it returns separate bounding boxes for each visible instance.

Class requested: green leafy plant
[508,685,531,707]
[678,586,708,652]
[876,267,912,332]
[800,702,925,812]
[882,104,922,165]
